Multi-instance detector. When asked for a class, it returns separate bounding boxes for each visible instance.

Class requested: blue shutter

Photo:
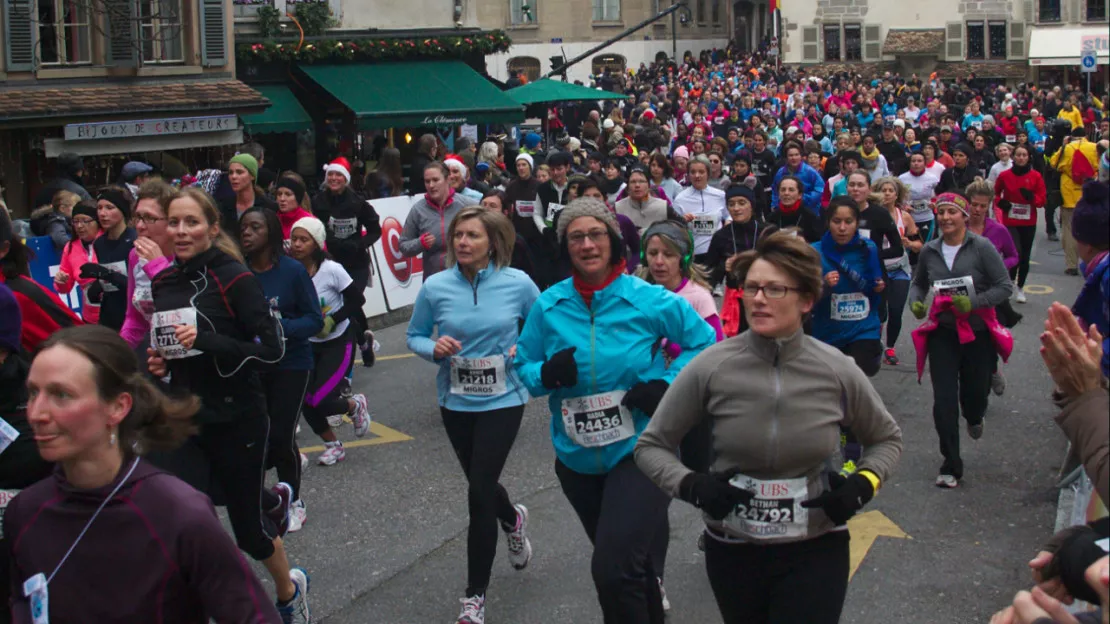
[200,0,227,67]
[106,0,139,67]
[4,0,37,71]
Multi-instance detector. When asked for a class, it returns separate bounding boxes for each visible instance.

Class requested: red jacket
[0,274,82,354]
[996,116,1020,141]
[994,167,1046,227]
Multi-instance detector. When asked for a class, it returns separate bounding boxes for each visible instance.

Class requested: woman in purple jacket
[5,325,283,623]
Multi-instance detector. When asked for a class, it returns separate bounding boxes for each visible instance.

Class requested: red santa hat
[322,156,351,183]
[443,153,468,180]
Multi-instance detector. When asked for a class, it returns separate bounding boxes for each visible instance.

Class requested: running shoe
[317,441,346,466]
[289,500,307,533]
[883,348,899,366]
[277,567,311,624]
[267,482,293,538]
[658,577,671,612]
[361,330,377,367]
[326,414,345,429]
[991,372,1006,396]
[502,504,533,571]
[456,594,485,624]
[935,474,959,489]
[300,452,309,472]
[1047,232,1059,242]
[350,393,371,438]
[968,420,984,440]
[1015,289,1027,304]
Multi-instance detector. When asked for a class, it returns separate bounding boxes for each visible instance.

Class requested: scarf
[779,199,802,215]
[859,148,879,171]
[1010,162,1032,176]
[278,207,313,240]
[909,168,926,177]
[573,260,627,308]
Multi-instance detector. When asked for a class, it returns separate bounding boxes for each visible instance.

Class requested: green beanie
[229,153,259,180]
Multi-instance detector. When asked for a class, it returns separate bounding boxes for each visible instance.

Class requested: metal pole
[773,7,781,71]
[672,10,677,61]
[545,2,689,79]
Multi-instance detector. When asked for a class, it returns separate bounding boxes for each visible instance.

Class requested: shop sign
[421,115,468,126]
[64,115,238,141]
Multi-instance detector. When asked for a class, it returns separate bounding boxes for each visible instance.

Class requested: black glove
[800,472,875,525]
[327,236,359,257]
[997,199,1012,212]
[540,347,578,389]
[79,262,111,280]
[86,281,104,304]
[543,226,559,248]
[622,379,669,417]
[678,472,752,521]
[1019,187,1034,201]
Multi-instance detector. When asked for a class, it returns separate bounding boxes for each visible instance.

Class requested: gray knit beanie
[556,197,621,244]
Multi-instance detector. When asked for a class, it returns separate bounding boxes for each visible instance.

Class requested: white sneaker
[288,500,307,533]
[991,371,1006,396]
[317,441,345,466]
[1015,289,1027,304]
[658,577,671,612]
[300,453,309,472]
[350,393,371,438]
[277,567,311,624]
[326,414,345,429]
[456,595,485,624]
[935,474,959,488]
[502,504,533,571]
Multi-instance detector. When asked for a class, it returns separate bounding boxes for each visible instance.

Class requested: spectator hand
[678,472,753,521]
[952,294,972,314]
[801,472,875,525]
[622,380,670,417]
[1029,551,1074,604]
[990,588,1081,624]
[1039,302,1103,398]
[911,301,927,319]
[540,347,578,390]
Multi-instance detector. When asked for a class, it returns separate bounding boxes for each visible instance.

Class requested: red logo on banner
[381,216,420,285]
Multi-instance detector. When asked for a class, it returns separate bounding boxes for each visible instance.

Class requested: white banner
[370,195,424,311]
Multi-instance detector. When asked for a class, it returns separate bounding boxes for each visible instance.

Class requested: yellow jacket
[1057,106,1084,129]
[1050,138,1099,207]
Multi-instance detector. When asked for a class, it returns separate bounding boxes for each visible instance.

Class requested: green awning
[299,61,524,130]
[507,79,627,105]
[241,85,312,134]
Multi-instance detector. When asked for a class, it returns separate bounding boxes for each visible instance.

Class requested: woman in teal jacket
[515,197,716,623]
[406,207,540,624]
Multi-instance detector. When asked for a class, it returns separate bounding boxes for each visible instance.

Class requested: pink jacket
[56,237,99,324]
[119,249,173,348]
[912,295,1014,382]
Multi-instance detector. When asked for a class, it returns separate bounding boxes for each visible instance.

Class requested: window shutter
[105,0,139,67]
[1009,21,1026,58]
[802,25,820,62]
[863,24,882,60]
[3,0,36,71]
[945,21,964,60]
[200,0,228,66]
[1023,0,1034,21]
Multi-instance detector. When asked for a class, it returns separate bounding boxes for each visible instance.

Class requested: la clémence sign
[64,115,238,141]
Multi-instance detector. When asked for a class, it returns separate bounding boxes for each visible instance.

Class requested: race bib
[131,260,155,318]
[547,203,566,222]
[0,488,19,540]
[150,307,202,360]
[971,120,982,130]
[329,217,358,239]
[831,292,870,321]
[99,260,127,293]
[723,474,809,540]
[515,200,537,217]
[1005,134,1016,144]
[911,199,932,217]
[561,391,636,448]
[933,275,975,298]
[1008,203,1031,220]
[449,355,507,396]
[858,228,871,240]
[0,417,19,457]
[690,214,718,237]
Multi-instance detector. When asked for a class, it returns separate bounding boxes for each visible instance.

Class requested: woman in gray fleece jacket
[635,231,903,624]
[400,162,477,279]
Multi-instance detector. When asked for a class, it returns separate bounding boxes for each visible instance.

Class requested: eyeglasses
[134,214,166,225]
[72,218,97,227]
[567,229,610,246]
[742,282,802,299]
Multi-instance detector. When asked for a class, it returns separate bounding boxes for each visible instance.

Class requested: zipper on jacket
[471,273,481,305]
[769,343,783,470]
[589,305,602,473]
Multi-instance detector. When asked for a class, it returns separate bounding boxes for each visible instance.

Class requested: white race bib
[449,355,507,396]
[971,120,982,130]
[0,417,19,457]
[0,488,19,539]
[515,200,537,217]
[329,216,358,239]
[547,202,566,222]
[99,260,127,293]
[1005,134,1016,144]
[831,292,870,321]
[933,275,975,298]
[911,199,932,217]
[561,391,636,448]
[131,259,155,318]
[690,214,718,237]
[858,228,871,240]
[1008,203,1031,220]
[723,474,810,540]
[150,307,202,360]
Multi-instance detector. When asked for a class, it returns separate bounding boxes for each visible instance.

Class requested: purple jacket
[5,460,279,623]
[978,219,1019,271]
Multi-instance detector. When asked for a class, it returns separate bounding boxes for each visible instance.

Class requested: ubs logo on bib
[381,216,421,285]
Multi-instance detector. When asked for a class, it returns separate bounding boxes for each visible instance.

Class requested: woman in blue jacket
[407,207,541,624]
[240,207,323,533]
[810,196,886,377]
[514,197,716,623]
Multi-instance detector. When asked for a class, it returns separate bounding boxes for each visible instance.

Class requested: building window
[711,0,720,23]
[1039,0,1061,22]
[695,0,705,23]
[966,20,985,58]
[591,53,626,75]
[988,20,1006,58]
[1088,0,1107,20]
[965,20,1008,59]
[823,24,841,61]
[843,24,862,61]
[37,0,91,64]
[507,56,541,81]
[510,0,536,24]
[592,0,619,20]
[139,0,183,63]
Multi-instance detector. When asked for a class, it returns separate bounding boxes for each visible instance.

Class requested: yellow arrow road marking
[300,421,413,454]
[848,510,910,580]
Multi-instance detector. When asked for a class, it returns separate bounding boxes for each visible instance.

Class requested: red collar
[573,260,627,308]
[779,199,802,215]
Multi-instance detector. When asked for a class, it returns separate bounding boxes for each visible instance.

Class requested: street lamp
[671,2,692,62]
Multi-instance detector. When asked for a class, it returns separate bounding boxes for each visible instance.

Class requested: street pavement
[239,214,1086,623]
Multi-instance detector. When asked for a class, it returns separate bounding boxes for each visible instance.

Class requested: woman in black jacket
[147,187,311,621]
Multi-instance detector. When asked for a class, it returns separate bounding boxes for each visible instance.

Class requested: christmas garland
[237,31,512,63]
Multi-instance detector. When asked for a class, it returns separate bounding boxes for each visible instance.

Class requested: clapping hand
[1039,302,1103,399]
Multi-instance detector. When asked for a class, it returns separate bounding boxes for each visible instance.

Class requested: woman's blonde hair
[51,190,80,214]
[445,207,516,270]
[167,186,244,262]
[729,230,823,305]
[872,176,908,207]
